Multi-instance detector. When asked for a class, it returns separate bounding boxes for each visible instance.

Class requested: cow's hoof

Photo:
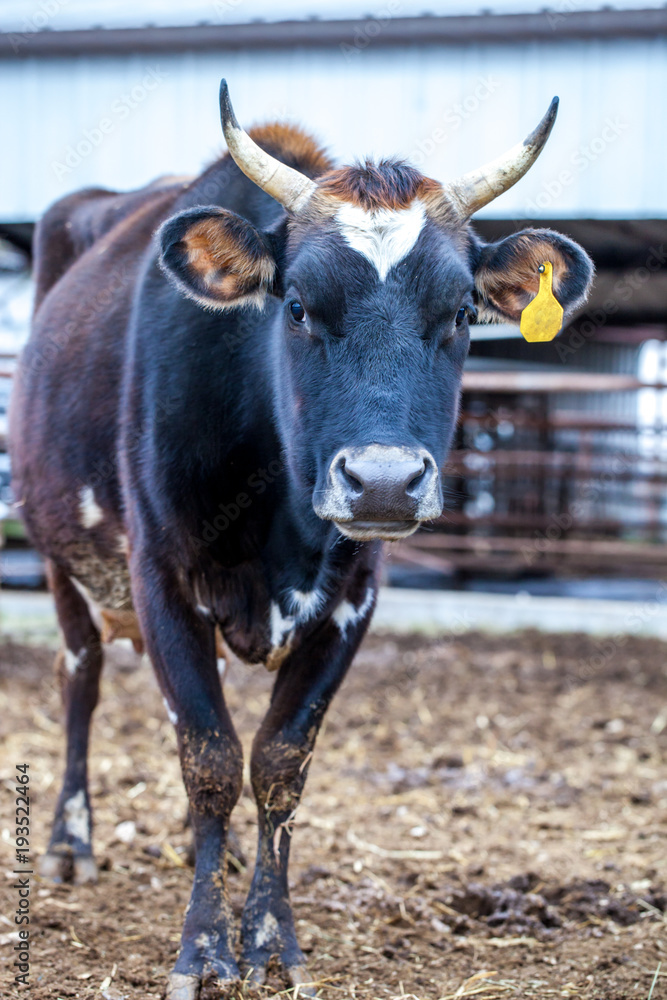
[73,855,99,884]
[241,895,314,992]
[165,972,201,1000]
[165,966,239,1000]
[287,965,318,997]
[39,851,98,885]
[244,962,317,995]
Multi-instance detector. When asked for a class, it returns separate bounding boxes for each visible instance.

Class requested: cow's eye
[456,306,468,326]
[289,300,306,323]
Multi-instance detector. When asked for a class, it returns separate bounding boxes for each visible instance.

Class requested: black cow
[9,82,593,997]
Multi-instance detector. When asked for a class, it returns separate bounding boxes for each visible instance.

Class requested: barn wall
[1,34,666,222]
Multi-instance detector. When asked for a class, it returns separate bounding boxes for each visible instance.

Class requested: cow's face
[159,85,593,541]
[272,180,472,540]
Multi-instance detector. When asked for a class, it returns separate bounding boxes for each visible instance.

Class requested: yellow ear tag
[519,261,563,343]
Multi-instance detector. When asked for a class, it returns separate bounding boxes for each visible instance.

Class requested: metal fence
[5,352,667,580]
[393,374,667,579]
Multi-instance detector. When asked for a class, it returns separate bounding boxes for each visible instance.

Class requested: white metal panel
[1,37,665,220]
[2,1,665,32]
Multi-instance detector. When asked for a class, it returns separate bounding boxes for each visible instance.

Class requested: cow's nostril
[338,458,364,496]
[406,459,429,495]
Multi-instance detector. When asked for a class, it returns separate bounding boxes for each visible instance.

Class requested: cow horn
[219,80,317,214]
[447,97,559,218]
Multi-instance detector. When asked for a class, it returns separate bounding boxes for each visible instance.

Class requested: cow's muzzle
[314,444,443,541]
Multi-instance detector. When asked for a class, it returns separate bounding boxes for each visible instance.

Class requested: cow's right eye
[289,301,306,322]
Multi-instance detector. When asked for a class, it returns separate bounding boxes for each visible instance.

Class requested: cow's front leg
[130,555,243,1000]
[241,591,375,992]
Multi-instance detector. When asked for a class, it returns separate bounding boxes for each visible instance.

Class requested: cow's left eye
[289,301,306,323]
[456,306,468,326]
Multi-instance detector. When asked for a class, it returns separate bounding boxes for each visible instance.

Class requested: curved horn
[219,80,317,214]
[447,97,559,218]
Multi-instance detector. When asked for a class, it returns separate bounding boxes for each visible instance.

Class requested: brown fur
[318,161,443,212]
[182,214,275,304]
[99,608,144,650]
[475,235,569,321]
[248,122,334,178]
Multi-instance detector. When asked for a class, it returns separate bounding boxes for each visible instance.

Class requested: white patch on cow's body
[255,911,279,949]
[288,588,324,621]
[64,790,90,843]
[335,200,426,281]
[163,697,178,726]
[265,592,324,671]
[333,586,375,634]
[265,602,298,672]
[270,602,295,649]
[64,647,86,676]
[69,576,103,627]
[79,486,104,528]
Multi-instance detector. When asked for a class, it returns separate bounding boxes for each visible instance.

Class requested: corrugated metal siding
[1,35,666,221]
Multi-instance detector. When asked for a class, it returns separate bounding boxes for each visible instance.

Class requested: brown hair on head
[317,160,443,212]
[247,123,334,179]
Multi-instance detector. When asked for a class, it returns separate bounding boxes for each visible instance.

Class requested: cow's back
[10,180,187,581]
[32,178,190,312]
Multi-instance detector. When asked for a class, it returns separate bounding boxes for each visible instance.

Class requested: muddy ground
[1,626,666,999]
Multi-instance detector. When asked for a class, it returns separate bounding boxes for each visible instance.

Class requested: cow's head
[159,81,593,542]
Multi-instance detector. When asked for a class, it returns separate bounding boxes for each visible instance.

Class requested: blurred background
[1,0,667,600]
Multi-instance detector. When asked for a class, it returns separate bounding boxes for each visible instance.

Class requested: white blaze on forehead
[79,486,104,528]
[64,790,90,843]
[335,200,426,281]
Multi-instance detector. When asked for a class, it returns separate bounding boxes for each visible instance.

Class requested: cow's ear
[158,207,277,310]
[473,228,594,324]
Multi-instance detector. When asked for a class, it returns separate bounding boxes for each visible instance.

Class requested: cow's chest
[65,532,372,671]
[199,565,329,671]
[196,557,372,672]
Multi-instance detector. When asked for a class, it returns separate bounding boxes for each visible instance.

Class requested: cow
[9,81,593,998]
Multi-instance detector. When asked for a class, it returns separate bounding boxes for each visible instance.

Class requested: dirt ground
[1,625,666,1000]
